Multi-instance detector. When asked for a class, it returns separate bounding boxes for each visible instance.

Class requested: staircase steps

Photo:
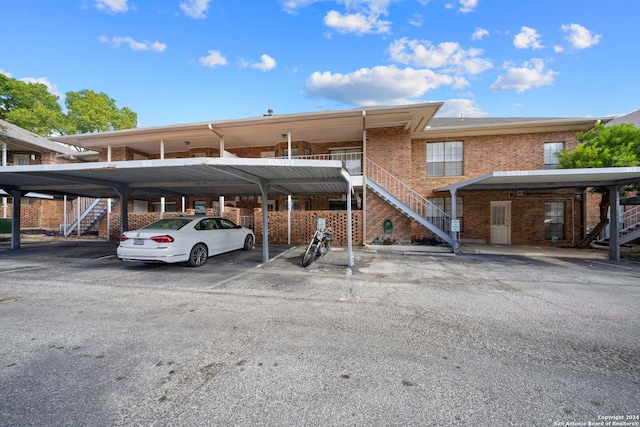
[365,159,454,248]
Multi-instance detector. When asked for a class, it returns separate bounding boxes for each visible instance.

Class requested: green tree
[1,74,137,135]
[0,74,66,135]
[557,123,640,248]
[65,90,137,134]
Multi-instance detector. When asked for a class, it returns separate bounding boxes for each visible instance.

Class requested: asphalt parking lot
[0,239,639,427]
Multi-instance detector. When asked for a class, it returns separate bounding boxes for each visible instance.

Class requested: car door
[217,218,243,252]
[194,218,224,256]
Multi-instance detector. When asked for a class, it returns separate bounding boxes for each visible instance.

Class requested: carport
[436,166,640,261]
[0,157,355,266]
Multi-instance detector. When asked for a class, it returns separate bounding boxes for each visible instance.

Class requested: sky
[1,0,638,128]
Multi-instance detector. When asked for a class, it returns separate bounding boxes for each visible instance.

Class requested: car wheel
[243,234,254,250]
[187,243,208,267]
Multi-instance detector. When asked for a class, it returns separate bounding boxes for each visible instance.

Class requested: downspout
[362,110,367,245]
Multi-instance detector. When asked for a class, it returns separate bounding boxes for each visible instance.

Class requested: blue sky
[1,0,638,127]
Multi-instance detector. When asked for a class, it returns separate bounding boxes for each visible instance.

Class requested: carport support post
[10,190,23,250]
[347,187,354,267]
[608,185,620,261]
[113,185,131,234]
[449,188,459,253]
[260,185,270,263]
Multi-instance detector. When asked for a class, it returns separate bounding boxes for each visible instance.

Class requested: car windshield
[142,218,192,230]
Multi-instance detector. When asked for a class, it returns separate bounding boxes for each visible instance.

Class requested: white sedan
[117,216,255,267]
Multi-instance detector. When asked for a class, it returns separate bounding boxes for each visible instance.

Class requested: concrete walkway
[364,242,612,259]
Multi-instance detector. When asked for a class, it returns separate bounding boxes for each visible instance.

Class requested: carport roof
[0,157,351,199]
[0,119,88,156]
[435,167,640,192]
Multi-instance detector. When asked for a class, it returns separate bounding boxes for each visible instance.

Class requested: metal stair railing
[596,204,640,244]
[366,158,451,236]
[620,205,640,244]
[62,197,113,236]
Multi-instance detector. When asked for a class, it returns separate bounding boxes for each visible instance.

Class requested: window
[427,141,463,176]
[283,148,299,157]
[544,142,564,169]
[193,201,207,214]
[14,154,29,166]
[152,202,177,212]
[545,202,565,240]
[427,197,464,230]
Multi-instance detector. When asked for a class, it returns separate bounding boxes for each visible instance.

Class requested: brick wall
[253,209,362,246]
[101,208,362,246]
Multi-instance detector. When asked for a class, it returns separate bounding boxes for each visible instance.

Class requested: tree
[0,74,137,136]
[0,74,66,135]
[65,90,137,134]
[556,123,640,248]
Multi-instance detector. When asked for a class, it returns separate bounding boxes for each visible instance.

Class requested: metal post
[347,185,354,267]
[260,185,270,263]
[10,190,23,249]
[450,188,459,253]
[609,186,620,261]
[287,130,292,245]
[362,110,367,245]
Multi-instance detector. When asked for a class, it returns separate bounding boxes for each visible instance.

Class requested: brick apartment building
[2,104,639,252]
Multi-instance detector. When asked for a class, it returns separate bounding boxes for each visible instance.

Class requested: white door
[490,201,511,245]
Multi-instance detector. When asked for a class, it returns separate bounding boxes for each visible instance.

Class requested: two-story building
[2,103,639,260]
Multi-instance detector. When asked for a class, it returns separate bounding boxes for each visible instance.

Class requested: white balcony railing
[276,152,362,175]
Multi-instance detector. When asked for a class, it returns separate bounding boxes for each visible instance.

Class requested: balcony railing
[276,152,362,175]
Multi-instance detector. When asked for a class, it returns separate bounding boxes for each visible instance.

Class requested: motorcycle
[300,227,333,267]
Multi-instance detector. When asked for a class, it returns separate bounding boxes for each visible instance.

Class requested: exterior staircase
[365,159,454,247]
[597,205,640,245]
[61,197,116,237]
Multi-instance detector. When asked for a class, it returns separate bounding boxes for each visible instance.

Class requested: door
[490,201,511,245]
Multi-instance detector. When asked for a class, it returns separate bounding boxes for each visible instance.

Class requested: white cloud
[100,36,167,52]
[409,13,422,27]
[180,0,212,19]
[281,0,319,14]
[389,38,492,75]
[459,0,479,13]
[490,59,557,92]
[553,45,564,53]
[21,76,64,100]
[514,26,543,50]
[471,28,489,41]
[251,54,277,71]
[95,0,128,13]
[282,0,396,34]
[435,99,488,118]
[199,50,228,68]
[305,65,461,105]
[561,23,602,49]
[324,9,391,34]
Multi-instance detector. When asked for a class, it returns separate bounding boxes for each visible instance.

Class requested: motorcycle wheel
[300,244,318,267]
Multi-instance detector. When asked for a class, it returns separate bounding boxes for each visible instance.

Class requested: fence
[102,209,362,246]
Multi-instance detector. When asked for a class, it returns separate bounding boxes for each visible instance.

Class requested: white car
[117,216,255,267]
